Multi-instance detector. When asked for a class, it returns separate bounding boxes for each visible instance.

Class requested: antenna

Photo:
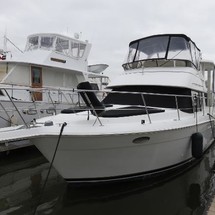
[5,36,23,53]
[3,29,7,51]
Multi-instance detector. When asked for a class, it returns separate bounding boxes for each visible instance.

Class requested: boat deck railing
[0,84,214,127]
[70,88,214,126]
[122,59,195,70]
[0,85,83,127]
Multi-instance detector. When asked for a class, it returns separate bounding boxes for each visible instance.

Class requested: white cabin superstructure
[1,33,92,89]
[0,33,109,128]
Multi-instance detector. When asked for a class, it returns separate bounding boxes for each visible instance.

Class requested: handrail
[3,89,28,128]
[140,94,151,123]
[74,88,211,125]
[0,84,205,100]
[47,91,56,114]
[0,102,12,124]
[75,88,196,99]
[0,85,209,106]
[0,84,212,126]
[175,96,180,120]
[0,82,194,98]
[83,92,103,126]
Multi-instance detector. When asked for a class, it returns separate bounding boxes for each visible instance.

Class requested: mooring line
[32,122,67,215]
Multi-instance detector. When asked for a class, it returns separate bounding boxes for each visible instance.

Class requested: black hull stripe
[65,157,194,184]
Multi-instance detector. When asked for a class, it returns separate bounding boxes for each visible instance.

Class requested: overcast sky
[1,0,215,78]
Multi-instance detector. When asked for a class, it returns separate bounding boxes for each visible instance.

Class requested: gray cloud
[1,0,215,76]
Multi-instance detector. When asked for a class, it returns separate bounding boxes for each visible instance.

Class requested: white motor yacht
[0,33,109,128]
[0,34,214,183]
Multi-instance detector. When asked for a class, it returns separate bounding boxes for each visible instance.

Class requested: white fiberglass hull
[32,119,214,183]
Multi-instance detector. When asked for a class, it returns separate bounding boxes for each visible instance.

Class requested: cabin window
[127,43,138,63]
[41,36,54,48]
[167,37,191,62]
[139,36,169,61]
[55,38,69,54]
[71,42,79,57]
[135,36,169,61]
[190,42,201,69]
[103,86,193,113]
[141,36,168,60]
[190,42,197,66]
[79,43,86,57]
[27,36,39,50]
[70,42,86,58]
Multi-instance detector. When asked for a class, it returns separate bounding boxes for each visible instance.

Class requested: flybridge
[25,33,91,59]
[123,34,201,70]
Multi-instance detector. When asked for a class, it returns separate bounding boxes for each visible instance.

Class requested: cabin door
[31,66,43,101]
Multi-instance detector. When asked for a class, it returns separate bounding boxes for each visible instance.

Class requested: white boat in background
[0,33,109,128]
[0,34,215,183]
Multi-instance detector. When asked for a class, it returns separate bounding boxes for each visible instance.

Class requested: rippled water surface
[1,144,215,215]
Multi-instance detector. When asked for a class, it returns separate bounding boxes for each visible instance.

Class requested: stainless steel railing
[0,84,213,127]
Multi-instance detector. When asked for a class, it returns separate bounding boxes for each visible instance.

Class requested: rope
[32,122,67,215]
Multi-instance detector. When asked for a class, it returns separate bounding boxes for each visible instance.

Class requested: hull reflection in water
[0,143,215,215]
[0,147,66,215]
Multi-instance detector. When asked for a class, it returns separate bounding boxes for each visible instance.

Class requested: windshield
[126,35,201,69]
[26,36,39,50]
[167,37,191,61]
[133,36,169,61]
[41,36,55,48]
[25,34,87,58]
[26,35,55,50]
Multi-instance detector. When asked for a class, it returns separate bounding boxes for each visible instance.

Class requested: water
[1,144,215,215]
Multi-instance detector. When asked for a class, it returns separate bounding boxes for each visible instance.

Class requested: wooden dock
[0,140,32,152]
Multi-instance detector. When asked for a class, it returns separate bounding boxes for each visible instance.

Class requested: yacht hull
[32,120,214,183]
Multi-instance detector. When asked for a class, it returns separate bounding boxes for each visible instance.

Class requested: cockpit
[122,34,201,70]
[25,33,87,58]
